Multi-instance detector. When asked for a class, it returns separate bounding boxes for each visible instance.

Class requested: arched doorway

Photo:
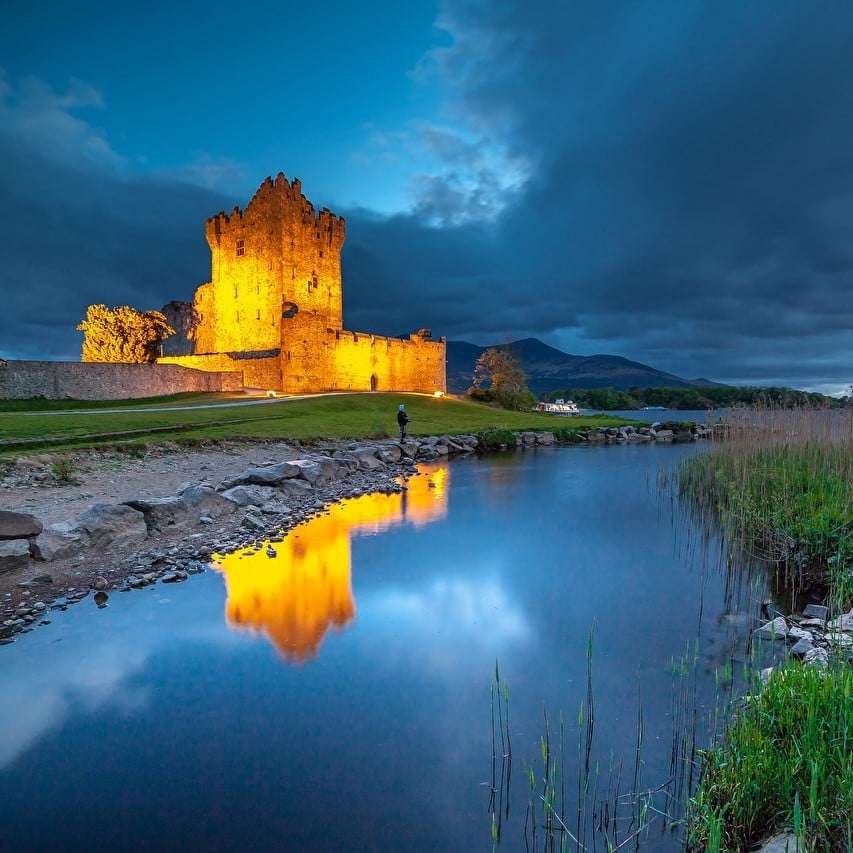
[370,374,378,392]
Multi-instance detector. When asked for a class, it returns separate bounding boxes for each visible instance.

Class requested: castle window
[236,239,245,257]
[256,309,260,320]
[319,250,323,258]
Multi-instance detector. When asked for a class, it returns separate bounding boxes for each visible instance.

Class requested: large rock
[351,447,384,471]
[0,510,43,540]
[221,485,277,507]
[279,478,314,497]
[0,539,30,574]
[754,617,788,640]
[653,429,674,441]
[72,503,148,550]
[31,525,84,562]
[757,833,798,853]
[179,484,239,519]
[127,486,236,532]
[376,444,402,464]
[289,458,338,485]
[222,462,301,488]
[535,432,556,445]
[400,440,421,458]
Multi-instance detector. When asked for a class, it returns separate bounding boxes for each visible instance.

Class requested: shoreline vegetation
[680,406,852,852]
[543,385,849,412]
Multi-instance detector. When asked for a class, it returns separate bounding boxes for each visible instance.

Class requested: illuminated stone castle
[158,173,446,394]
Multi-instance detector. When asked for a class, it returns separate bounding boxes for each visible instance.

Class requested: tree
[469,347,536,411]
[77,305,175,364]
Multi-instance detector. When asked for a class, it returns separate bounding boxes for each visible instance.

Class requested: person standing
[397,404,410,440]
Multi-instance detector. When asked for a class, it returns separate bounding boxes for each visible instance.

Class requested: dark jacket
[397,410,409,426]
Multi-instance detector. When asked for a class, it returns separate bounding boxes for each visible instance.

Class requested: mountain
[446,338,713,393]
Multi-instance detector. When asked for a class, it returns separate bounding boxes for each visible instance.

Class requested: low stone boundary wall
[0,360,243,401]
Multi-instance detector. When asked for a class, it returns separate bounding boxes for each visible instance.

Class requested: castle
[158,173,446,395]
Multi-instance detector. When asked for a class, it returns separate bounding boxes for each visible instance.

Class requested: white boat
[537,400,581,416]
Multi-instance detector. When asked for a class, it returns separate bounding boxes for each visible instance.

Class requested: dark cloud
[3,1,853,392]
[343,0,853,391]
[0,74,234,360]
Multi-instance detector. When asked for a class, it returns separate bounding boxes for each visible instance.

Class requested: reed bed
[689,661,852,852]
[678,405,852,603]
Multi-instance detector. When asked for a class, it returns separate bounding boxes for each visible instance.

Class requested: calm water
[0,445,764,852]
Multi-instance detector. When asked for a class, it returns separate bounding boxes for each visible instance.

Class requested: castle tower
[197,173,346,354]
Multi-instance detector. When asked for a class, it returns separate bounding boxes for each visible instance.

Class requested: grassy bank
[679,407,852,599]
[690,662,852,852]
[0,392,243,412]
[0,393,630,455]
[681,407,852,851]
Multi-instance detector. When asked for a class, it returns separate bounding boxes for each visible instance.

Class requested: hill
[446,338,710,393]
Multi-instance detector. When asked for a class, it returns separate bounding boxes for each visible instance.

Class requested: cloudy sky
[1,1,851,393]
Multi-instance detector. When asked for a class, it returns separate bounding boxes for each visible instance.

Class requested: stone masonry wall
[157,353,282,391]
[0,361,243,401]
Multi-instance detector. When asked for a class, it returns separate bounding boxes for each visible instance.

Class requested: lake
[0,443,765,851]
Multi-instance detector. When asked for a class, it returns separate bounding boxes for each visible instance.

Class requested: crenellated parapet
[204,172,345,250]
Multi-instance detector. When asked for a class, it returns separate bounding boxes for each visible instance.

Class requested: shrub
[50,455,78,483]
[476,428,516,450]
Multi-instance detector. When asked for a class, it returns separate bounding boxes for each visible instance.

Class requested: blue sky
[1,1,851,393]
[0,0,449,212]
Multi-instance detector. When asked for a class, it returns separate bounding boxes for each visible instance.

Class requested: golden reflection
[212,465,449,662]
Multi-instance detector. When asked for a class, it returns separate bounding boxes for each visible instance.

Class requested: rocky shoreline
[0,421,713,646]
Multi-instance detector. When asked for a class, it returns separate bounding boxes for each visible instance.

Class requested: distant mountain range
[446,338,719,394]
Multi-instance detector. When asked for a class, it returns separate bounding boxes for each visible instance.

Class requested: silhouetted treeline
[542,386,848,410]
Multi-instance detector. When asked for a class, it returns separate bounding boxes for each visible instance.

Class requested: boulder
[802,604,828,622]
[653,430,674,441]
[400,440,420,458]
[754,617,788,639]
[627,433,651,442]
[30,525,84,562]
[179,484,239,520]
[350,447,384,471]
[789,638,814,658]
[520,431,537,445]
[279,479,314,497]
[289,458,338,485]
[221,485,275,507]
[535,432,556,446]
[827,610,853,632]
[72,503,148,550]
[804,646,829,668]
[126,486,235,532]
[0,510,43,540]
[222,461,301,488]
[757,833,798,853]
[0,539,30,574]
[376,444,402,464]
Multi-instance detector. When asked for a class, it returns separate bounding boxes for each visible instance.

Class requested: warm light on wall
[433,390,444,398]
[211,465,449,661]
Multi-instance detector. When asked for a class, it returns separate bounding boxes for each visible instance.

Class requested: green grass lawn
[0,393,630,455]
[0,391,246,412]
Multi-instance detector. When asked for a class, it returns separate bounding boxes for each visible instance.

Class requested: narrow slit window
[236,239,245,257]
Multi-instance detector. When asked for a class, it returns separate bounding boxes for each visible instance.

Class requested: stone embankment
[754,603,853,674]
[0,421,713,645]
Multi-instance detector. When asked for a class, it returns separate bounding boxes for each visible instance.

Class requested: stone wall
[0,361,243,401]
[157,352,282,391]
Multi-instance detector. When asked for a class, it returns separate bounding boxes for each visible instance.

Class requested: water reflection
[212,465,449,661]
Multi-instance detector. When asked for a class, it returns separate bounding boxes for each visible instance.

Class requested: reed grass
[688,661,852,852]
[678,406,852,601]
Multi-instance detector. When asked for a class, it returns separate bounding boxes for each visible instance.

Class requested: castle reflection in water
[212,465,449,662]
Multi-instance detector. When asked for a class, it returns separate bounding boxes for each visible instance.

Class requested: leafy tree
[469,347,536,411]
[77,305,175,364]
